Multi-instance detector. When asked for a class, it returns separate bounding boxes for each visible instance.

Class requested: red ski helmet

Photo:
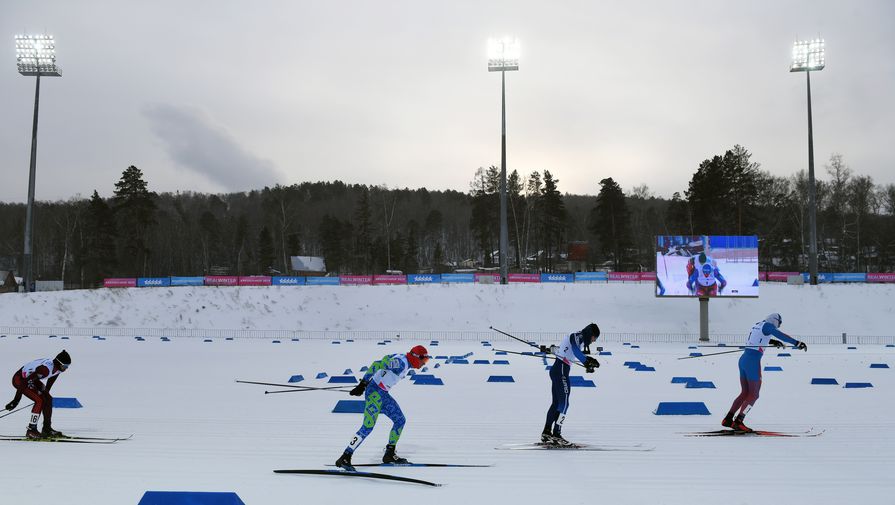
[406,345,430,369]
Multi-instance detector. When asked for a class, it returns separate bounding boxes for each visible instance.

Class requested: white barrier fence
[1,326,892,345]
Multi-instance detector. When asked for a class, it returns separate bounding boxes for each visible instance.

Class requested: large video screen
[656,235,759,297]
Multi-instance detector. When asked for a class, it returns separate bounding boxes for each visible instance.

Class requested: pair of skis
[275,442,652,486]
[496,441,654,451]
[0,433,133,444]
[683,428,825,437]
[275,462,489,487]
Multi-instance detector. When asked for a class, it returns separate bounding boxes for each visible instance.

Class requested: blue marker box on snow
[332,400,365,413]
[654,402,710,415]
[487,375,515,383]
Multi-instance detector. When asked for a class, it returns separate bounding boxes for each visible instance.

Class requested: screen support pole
[699,297,709,342]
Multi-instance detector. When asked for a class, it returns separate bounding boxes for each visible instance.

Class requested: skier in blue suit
[335,345,430,470]
[539,323,600,445]
[722,313,807,432]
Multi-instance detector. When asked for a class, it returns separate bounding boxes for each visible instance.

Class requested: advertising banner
[170,276,205,286]
[373,275,408,285]
[758,272,768,281]
[238,276,272,286]
[767,272,799,282]
[272,276,306,286]
[137,277,171,287]
[801,272,832,283]
[832,272,867,283]
[867,272,895,283]
[475,273,501,283]
[306,276,340,286]
[540,273,573,283]
[104,278,136,288]
[574,272,607,282]
[609,272,641,282]
[639,272,657,281]
[509,273,540,283]
[407,274,441,284]
[442,273,474,283]
[340,275,373,286]
[205,276,238,286]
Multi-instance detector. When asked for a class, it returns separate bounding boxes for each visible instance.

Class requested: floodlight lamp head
[790,38,825,72]
[488,36,520,72]
[15,34,61,77]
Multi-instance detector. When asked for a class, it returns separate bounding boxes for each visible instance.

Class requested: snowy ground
[2,283,895,337]
[1,284,894,504]
[0,336,892,505]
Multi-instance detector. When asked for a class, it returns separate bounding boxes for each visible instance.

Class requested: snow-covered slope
[1,283,894,338]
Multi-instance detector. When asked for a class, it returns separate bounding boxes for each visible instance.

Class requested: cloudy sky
[1,0,893,203]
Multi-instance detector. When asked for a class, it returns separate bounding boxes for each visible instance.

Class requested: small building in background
[0,270,18,294]
[290,256,327,276]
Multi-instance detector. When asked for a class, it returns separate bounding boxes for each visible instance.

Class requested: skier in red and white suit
[5,350,71,438]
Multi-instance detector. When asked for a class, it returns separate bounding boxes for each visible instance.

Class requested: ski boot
[382,444,409,464]
[550,428,573,447]
[42,425,66,438]
[540,431,557,445]
[26,424,41,440]
[721,412,734,429]
[335,451,355,471]
[731,415,753,433]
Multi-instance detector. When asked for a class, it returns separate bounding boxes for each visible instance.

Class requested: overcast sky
[1,0,893,203]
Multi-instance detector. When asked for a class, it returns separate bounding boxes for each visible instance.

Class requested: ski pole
[696,345,793,348]
[235,379,355,391]
[0,403,32,420]
[678,348,745,360]
[488,326,540,349]
[264,387,352,394]
[492,348,587,369]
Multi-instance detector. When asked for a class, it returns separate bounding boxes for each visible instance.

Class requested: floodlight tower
[488,36,519,285]
[790,38,824,286]
[15,34,61,293]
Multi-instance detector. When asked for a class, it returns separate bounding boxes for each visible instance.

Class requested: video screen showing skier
[655,235,758,297]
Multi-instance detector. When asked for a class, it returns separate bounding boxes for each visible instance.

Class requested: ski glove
[539,345,557,354]
[796,341,808,352]
[769,339,786,349]
[349,379,369,396]
[584,356,600,373]
[4,400,17,410]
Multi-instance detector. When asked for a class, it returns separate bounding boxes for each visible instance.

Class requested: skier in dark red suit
[5,350,71,438]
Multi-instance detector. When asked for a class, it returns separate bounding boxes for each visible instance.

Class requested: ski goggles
[410,351,432,364]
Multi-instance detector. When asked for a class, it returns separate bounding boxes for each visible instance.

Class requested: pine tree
[353,189,373,272]
[589,177,632,271]
[257,226,276,274]
[539,170,566,272]
[81,190,117,285]
[112,166,157,276]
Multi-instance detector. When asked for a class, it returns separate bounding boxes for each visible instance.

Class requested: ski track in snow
[0,285,893,504]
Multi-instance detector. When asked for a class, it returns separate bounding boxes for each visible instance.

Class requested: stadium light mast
[790,38,824,286]
[15,34,61,293]
[488,36,519,285]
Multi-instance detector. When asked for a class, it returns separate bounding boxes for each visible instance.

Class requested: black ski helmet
[581,323,600,342]
[55,350,71,368]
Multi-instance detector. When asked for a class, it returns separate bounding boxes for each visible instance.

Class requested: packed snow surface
[2,283,895,336]
[1,284,893,504]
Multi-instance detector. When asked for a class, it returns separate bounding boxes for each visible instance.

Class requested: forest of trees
[1,145,894,288]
